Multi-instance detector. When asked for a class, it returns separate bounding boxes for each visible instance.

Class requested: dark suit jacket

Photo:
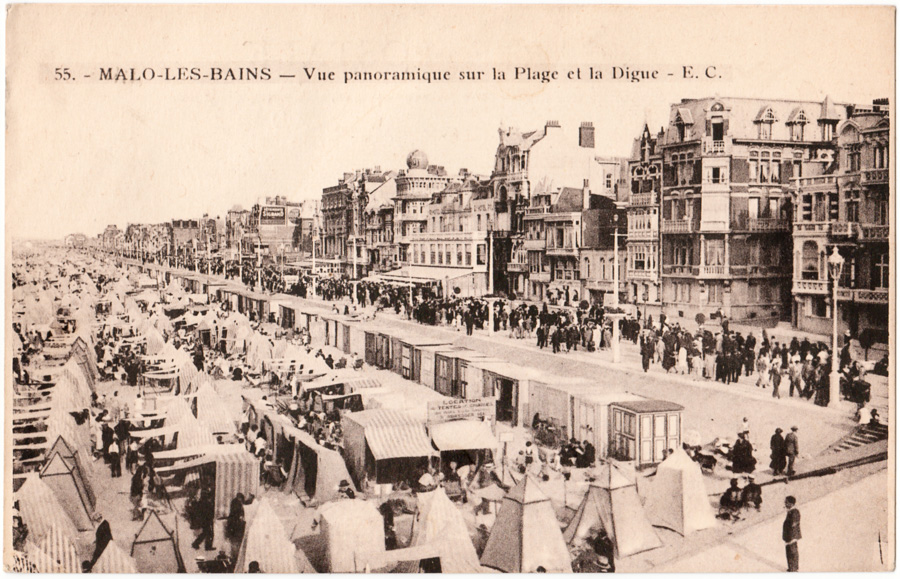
[783,508,801,542]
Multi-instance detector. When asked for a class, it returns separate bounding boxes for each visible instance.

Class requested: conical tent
[35,524,80,573]
[480,475,572,573]
[130,510,186,573]
[39,452,95,531]
[92,540,139,573]
[643,446,717,536]
[234,498,314,573]
[409,488,481,573]
[564,463,662,558]
[13,475,80,543]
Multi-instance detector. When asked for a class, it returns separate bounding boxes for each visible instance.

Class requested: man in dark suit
[784,426,800,476]
[783,496,801,571]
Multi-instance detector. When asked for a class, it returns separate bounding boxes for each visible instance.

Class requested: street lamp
[827,246,845,407]
[279,242,286,286]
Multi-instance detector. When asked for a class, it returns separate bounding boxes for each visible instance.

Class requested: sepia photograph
[4,4,895,574]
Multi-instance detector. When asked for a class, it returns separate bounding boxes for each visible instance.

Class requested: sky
[6,5,894,239]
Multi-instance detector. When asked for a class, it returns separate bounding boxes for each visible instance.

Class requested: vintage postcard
[5,4,895,573]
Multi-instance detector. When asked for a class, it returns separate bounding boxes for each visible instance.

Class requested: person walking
[769,428,786,475]
[782,496,801,572]
[784,426,799,476]
[192,490,216,551]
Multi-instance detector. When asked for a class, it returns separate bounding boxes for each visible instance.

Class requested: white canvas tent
[643,446,717,536]
[479,475,572,573]
[564,462,662,558]
[408,487,482,573]
[234,498,315,573]
[92,539,139,573]
[39,452,96,531]
[130,510,186,573]
[318,499,385,573]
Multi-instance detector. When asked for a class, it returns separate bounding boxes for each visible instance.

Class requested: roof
[430,420,498,451]
[343,409,436,460]
[611,399,684,413]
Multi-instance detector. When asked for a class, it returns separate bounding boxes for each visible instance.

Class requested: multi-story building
[791,99,889,341]
[494,121,626,300]
[657,96,846,323]
[171,218,201,266]
[406,173,498,296]
[101,225,121,254]
[364,174,397,274]
[226,206,251,258]
[322,168,386,278]
[626,124,664,312]
[579,194,628,306]
[393,151,451,266]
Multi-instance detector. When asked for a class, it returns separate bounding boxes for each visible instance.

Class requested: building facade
[791,99,890,341]
[626,125,664,311]
[657,97,846,324]
[393,151,451,267]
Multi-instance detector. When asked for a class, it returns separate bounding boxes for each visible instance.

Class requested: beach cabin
[608,400,684,468]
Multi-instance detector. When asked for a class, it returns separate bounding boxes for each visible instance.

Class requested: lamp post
[827,246,845,408]
[256,236,263,292]
[611,213,622,308]
[487,225,494,295]
[279,242,285,287]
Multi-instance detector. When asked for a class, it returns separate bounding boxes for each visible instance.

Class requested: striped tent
[14,475,80,543]
[341,409,436,486]
[409,488,481,573]
[92,540,138,574]
[212,447,260,518]
[234,499,313,573]
[35,524,81,573]
[8,548,39,573]
[196,384,237,435]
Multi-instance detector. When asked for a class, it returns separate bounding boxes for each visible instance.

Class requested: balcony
[830,221,859,237]
[794,175,837,188]
[630,192,657,207]
[663,265,693,276]
[702,138,729,155]
[627,269,657,281]
[507,262,528,273]
[862,169,889,184]
[546,245,578,256]
[837,288,889,304]
[793,279,828,294]
[523,238,546,251]
[749,218,790,232]
[627,229,657,241]
[794,221,831,235]
[524,206,551,219]
[530,271,551,283]
[699,265,729,277]
[584,279,620,291]
[661,219,694,234]
[860,224,889,242]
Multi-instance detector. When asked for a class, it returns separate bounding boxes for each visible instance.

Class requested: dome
[406,149,429,170]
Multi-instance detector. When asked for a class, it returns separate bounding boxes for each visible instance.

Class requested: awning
[366,266,475,285]
[346,409,436,460]
[430,420,499,452]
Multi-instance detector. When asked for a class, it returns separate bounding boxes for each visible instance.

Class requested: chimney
[583,179,591,210]
[579,122,595,148]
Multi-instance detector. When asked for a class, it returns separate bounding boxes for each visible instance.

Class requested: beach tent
[234,498,315,573]
[564,462,662,558]
[92,540,139,573]
[29,524,80,573]
[13,475,80,543]
[196,383,237,435]
[318,499,386,573]
[39,452,96,531]
[130,510,186,573]
[409,487,481,573]
[643,446,717,536]
[341,409,436,487]
[480,475,572,573]
[285,425,355,504]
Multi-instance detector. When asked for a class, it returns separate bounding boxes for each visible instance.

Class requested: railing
[627,269,657,280]
[860,224,889,241]
[862,169,889,184]
[794,175,837,188]
[830,221,859,237]
[506,262,528,272]
[661,219,693,233]
[749,218,790,232]
[794,222,831,234]
[523,238,546,251]
[530,271,551,283]
[663,265,693,276]
[630,192,657,207]
[700,265,728,276]
[703,176,729,185]
[702,138,727,155]
[856,289,890,304]
[627,229,657,240]
[546,245,577,255]
[583,279,617,290]
[525,206,551,216]
[793,279,828,293]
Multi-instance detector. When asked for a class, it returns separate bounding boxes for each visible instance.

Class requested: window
[446,247,451,265]
[476,244,486,265]
[749,198,760,219]
[555,260,564,281]
[705,239,725,266]
[845,190,860,222]
[673,240,690,266]
[584,257,591,278]
[875,253,889,289]
[828,192,839,221]
[633,248,646,270]
[477,214,482,231]
[874,194,888,225]
[848,146,861,172]
[437,244,443,264]
[456,244,462,266]
[711,117,724,141]
[707,282,723,304]
[757,108,775,140]
[606,173,613,189]
[801,241,819,280]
